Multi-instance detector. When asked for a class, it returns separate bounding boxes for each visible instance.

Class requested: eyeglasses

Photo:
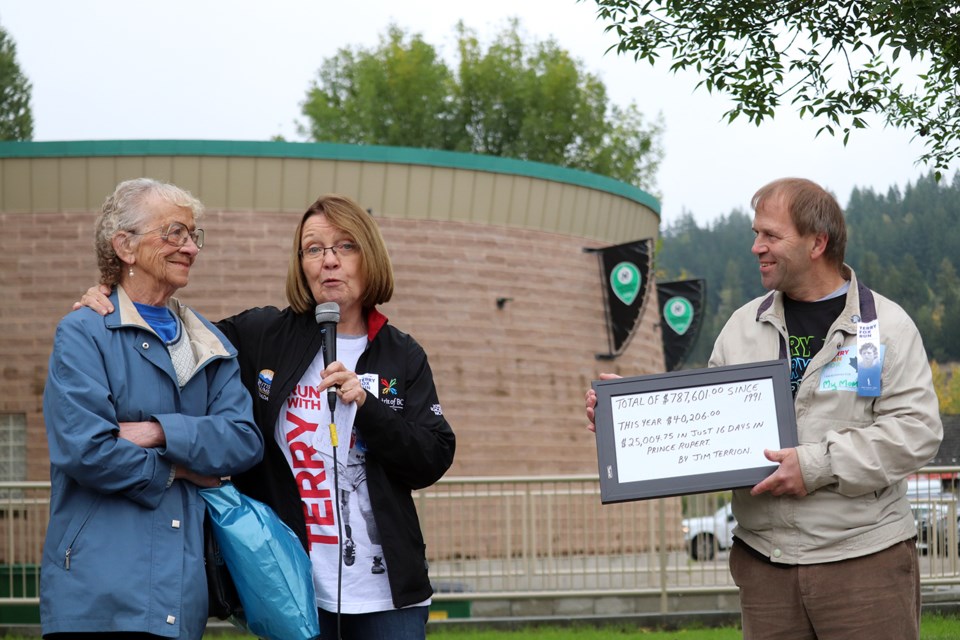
[299,242,358,260]
[129,222,204,249]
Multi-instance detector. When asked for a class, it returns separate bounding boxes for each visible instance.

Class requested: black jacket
[217,306,456,608]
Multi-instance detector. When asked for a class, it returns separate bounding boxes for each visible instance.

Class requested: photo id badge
[856,319,882,397]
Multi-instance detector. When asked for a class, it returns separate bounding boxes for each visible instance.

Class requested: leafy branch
[589,0,960,178]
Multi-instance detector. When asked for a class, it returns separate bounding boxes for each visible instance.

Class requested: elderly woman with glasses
[43,178,263,640]
[79,193,455,640]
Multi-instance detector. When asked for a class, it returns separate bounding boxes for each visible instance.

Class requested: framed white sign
[592,359,798,503]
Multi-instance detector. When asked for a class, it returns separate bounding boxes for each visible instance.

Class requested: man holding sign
[587,178,942,640]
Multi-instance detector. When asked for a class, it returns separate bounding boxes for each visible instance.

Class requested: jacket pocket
[53,494,102,570]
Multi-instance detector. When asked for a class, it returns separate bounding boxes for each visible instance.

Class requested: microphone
[314,302,341,419]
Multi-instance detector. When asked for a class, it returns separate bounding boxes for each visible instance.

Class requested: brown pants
[729,539,920,640]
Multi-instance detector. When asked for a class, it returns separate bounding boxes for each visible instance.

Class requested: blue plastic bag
[200,483,320,640]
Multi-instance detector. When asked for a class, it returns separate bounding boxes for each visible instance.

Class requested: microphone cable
[329,401,343,640]
[315,302,343,639]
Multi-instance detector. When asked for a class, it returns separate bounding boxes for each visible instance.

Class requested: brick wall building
[0,140,665,483]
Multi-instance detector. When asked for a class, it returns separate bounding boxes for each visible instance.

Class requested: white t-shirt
[274,334,396,614]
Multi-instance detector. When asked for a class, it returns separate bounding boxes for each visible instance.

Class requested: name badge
[856,319,882,397]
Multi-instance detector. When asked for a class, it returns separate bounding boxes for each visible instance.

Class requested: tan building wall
[0,140,665,482]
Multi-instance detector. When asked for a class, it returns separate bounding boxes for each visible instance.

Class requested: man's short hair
[752,178,847,267]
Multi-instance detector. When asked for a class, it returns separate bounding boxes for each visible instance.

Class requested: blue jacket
[40,287,263,639]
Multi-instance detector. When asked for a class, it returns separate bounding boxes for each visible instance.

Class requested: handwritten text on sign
[611,379,783,484]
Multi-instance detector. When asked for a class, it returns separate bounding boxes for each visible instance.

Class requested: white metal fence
[3,470,960,610]
[415,468,960,604]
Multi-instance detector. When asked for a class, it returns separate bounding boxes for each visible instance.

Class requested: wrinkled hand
[317,361,367,408]
[585,373,622,433]
[117,421,166,448]
[175,466,222,488]
[750,448,807,497]
[73,284,113,315]
[118,422,221,488]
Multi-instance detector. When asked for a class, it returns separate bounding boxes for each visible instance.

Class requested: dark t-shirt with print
[783,294,847,397]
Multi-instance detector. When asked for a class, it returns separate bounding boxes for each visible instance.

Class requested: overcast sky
[1,0,955,227]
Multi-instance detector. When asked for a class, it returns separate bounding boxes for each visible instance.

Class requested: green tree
[933,258,960,362]
[659,170,960,364]
[854,250,884,290]
[894,254,931,312]
[454,20,663,187]
[843,171,960,359]
[299,25,458,149]
[588,0,960,178]
[931,361,960,414]
[0,22,33,141]
[299,20,663,190]
[658,210,764,367]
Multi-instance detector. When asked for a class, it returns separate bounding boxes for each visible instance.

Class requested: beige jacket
[710,267,942,564]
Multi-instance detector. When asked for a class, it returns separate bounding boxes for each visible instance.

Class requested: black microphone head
[315,302,340,325]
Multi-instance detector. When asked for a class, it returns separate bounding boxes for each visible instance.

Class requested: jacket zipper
[63,496,101,571]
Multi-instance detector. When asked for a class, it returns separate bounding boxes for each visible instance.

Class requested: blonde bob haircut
[285,194,395,314]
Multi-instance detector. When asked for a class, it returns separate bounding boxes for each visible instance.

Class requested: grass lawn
[7,613,957,639]
[426,622,743,639]
[197,611,960,639]
[422,613,960,639]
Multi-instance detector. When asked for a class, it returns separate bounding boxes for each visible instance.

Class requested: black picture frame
[592,359,798,504]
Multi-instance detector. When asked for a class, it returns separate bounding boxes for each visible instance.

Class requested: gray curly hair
[95,178,204,285]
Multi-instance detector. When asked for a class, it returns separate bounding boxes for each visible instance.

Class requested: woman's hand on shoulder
[73,284,113,315]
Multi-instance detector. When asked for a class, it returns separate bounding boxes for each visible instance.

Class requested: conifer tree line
[0,21,33,141]
[657,172,960,408]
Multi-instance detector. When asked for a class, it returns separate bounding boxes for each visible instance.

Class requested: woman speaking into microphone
[219,194,455,639]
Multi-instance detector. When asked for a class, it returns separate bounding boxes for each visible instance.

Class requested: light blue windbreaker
[41,287,263,639]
